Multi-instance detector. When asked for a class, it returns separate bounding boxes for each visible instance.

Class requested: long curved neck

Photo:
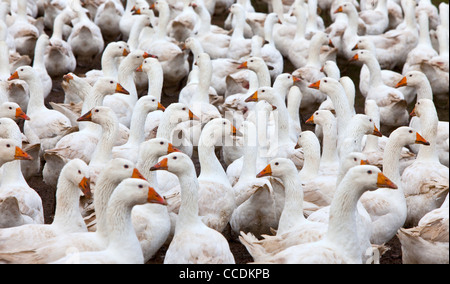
[382,134,405,185]
[306,0,318,32]
[198,128,231,186]
[307,36,323,68]
[270,95,291,145]
[93,174,119,240]
[344,7,360,39]
[403,1,417,30]
[264,17,276,44]
[137,148,159,187]
[127,17,147,51]
[32,38,47,69]
[294,10,306,40]
[25,75,46,114]
[197,6,212,34]
[176,168,202,230]
[192,61,212,104]
[255,66,271,87]
[90,118,118,166]
[231,10,245,39]
[52,176,85,232]
[362,55,383,86]
[287,87,301,131]
[118,58,138,104]
[239,125,258,181]
[319,118,339,166]
[417,109,439,162]
[105,194,143,262]
[147,66,163,101]
[326,85,353,145]
[326,176,364,263]
[418,13,432,46]
[101,52,120,79]
[415,78,433,100]
[126,104,150,146]
[299,139,321,180]
[156,5,170,39]
[156,110,181,140]
[277,169,305,235]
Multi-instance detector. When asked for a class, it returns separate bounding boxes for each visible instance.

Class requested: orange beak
[415,132,430,145]
[78,177,92,199]
[410,107,416,117]
[157,102,165,111]
[256,164,272,178]
[8,71,19,81]
[351,44,359,51]
[143,52,158,59]
[320,66,325,72]
[328,39,335,48]
[237,61,248,69]
[115,83,129,95]
[147,186,168,205]
[77,110,92,122]
[360,159,369,165]
[372,125,382,137]
[167,143,181,153]
[245,91,258,102]
[132,8,141,15]
[308,80,321,89]
[132,168,147,180]
[305,114,315,124]
[123,48,130,56]
[231,124,237,136]
[334,6,343,13]
[150,157,168,171]
[130,5,136,12]
[150,3,155,9]
[136,64,143,72]
[293,76,301,83]
[377,172,398,189]
[349,53,359,62]
[15,107,30,120]
[14,146,32,160]
[188,109,199,120]
[63,73,74,83]
[395,77,407,88]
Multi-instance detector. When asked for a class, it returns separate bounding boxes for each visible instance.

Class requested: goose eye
[119,46,122,49]
[262,90,265,92]
[137,56,140,58]
[20,69,23,71]
[324,79,327,83]
[8,107,12,110]
[409,130,413,133]
[6,144,10,147]
[138,184,143,188]
[110,81,113,84]
[124,165,129,169]
[275,162,279,166]
[173,156,177,160]
[152,99,155,102]
[160,141,164,145]
[223,121,226,125]
[354,158,357,161]
[369,119,372,122]
[95,109,99,112]
[78,170,81,174]
[367,170,372,174]
[182,107,186,110]
[409,74,412,77]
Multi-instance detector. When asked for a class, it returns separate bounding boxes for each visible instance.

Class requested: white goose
[0,138,31,168]
[360,126,431,245]
[227,3,252,60]
[163,118,237,234]
[8,66,73,154]
[45,7,76,78]
[0,118,42,220]
[150,152,235,264]
[32,34,52,99]
[51,178,167,264]
[94,0,125,42]
[243,165,398,264]
[395,71,449,167]
[401,99,449,227]
[0,159,90,251]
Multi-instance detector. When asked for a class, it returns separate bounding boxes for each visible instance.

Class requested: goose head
[164,103,199,122]
[320,60,340,79]
[305,109,335,126]
[0,138,32,165]
[77,106,118,125]
[349,50,375,65]
[238,56,270,71]
[410,98,436,119]
[150,151,194,176]
[8,66,38,82]
[390,126,430,146]
[136,95,165,112]
[229,3,245,16]
[193,52,211,69]
[244,86,276,104]
[255,157,298,179]
[342,152,370,169]
[346,165,398,191]
[93,77,130,95]
[99,158,147,184]
[114,178,167,206]
[104,41,130,57]
[395,70,428,88]
[136,57,162,74]
[350,114,382,137]
[139,138,181,158]
[201,118,237,144]
[61,158,92,199]
[121,50,157,71]
[308,77,342,94]
[333,2,357,16]
[0,102,30,121]
[351,38,375,52]
[274,73,301,90]
[295,130,321,150]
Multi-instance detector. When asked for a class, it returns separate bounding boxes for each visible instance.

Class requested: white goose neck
[118,58,138,103]
[126,103,150,146]
[176,169,202,230]
[192,60,212,105]
[105,193,144,263]
[326,176,364,263]
[90,116,118,167]
[156,5,170,39]
[147,64,163,101]
[319,118,339,166]
[299,138,321,181]
[52,176,86,232]
[239,125,258,181]
[382,134,406,186]
[416,110,439,162]
[197,6,212,34]
[93,173,119,240]
[0,161,27,186]
[307,36,324,68]
[418,13,432,46]
[362,54,383,86]
[32,38,47,69]
[277,169,305,235]
[25,74,46,114]
[415,78,433,101]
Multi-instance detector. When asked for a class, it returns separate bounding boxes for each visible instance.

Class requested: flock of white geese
[0,0,448,264]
